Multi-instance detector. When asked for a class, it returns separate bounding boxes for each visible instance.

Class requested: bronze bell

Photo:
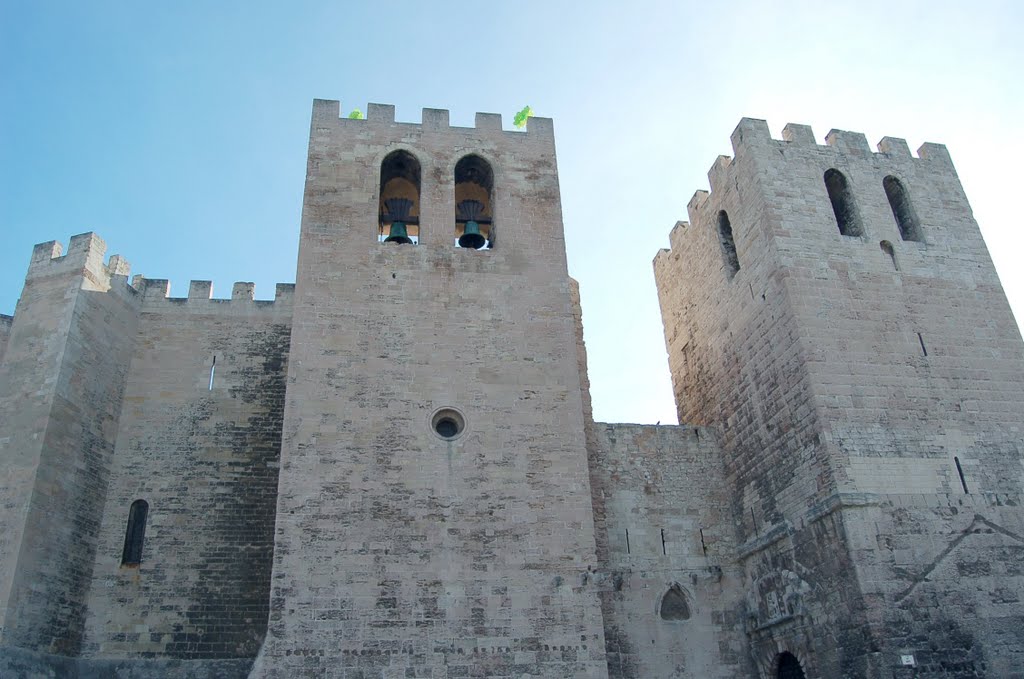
[384,198,414,244]
[458,221,486,249]
[457,200,487,249]
[385,221,413,245]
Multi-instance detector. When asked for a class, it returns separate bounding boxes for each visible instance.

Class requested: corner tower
[654,120,1024,677]
[252,101,608,677]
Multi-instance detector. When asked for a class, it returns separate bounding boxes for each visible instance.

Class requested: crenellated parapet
[656,116,968,284]
[22,234,294,318]
[134,278,294,314]
[26,232,128,289]
[310,98,555,140]
[727,116,952,165]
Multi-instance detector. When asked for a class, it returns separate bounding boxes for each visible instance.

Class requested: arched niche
[379,150,421,244]
[658,583,691,621]
[454,154,494,249]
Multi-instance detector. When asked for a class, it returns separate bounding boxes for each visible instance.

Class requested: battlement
[653,117,965,270]
[728,117,953,165]
[22,234,293,316]
[135,277,294,313]
[310,98,555,139]
[26,232,130,282]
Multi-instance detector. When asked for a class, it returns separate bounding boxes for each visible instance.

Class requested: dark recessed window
[883,175,922,242]
[824,169,863,237]
[717,210,740,277]
[121,499,149,567]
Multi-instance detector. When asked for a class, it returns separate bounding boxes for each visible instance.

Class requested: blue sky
[2,1,1022,424]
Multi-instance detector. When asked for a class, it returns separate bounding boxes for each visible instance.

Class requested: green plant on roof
[513,105,534,129]
[348,109,365,120]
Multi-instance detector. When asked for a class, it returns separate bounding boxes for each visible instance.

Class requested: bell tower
[251,101,608,677]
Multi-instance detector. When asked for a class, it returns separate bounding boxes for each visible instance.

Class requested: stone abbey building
[0,99,1022,678]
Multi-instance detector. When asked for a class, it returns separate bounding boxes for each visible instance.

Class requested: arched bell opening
[775,651,807,679]
[379,150,421,245]
[454,154,494,249]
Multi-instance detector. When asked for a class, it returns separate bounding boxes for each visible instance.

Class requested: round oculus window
[430,407,466,440]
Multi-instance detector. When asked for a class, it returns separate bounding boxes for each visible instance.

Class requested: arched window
[379,150,421,245]
[717,210,740,277]
[883,175,922,242]
[824,169,862,236]
[454,155,494,249]
[776,652,807,679]
[121,499,149,566]
[658,584,691,621]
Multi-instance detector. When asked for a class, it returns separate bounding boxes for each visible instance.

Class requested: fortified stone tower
[250,101,608,677]
[654,120,1024,677]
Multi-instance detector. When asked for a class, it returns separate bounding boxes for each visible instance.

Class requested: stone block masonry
[80,279,292,661]
[655,118,1024,677]
[587,423,750,679]
[250,100,608,678]
[0,101,1022,678]
[0,314,11,363]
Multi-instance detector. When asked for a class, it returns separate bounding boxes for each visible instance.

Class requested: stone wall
[0,314,11,363]
[0,234,138,655]
[846,494,1024,677]
[251,101,608,677]
[80,280,292,660]
[588,423,750,678]
[0,645,252,678]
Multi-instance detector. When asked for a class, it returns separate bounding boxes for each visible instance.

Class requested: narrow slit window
[454,155,494,249]
[954,456,969,494]
[883,175,922,242]
[661,528,667,555]
[209,355,216,390]
[917,333,928,357]
[625,528,631,555]
[717,210,740,277]
[121,499,149,566]
[824,169,863,236]
[379,150,421,245]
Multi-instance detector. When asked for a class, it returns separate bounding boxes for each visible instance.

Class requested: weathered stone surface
[587,423,750,678]
[250,101,607,678]
[0,104,1021,679]
[80,285,292,660]
[654,118,1024,677]
[0,314,11,364]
